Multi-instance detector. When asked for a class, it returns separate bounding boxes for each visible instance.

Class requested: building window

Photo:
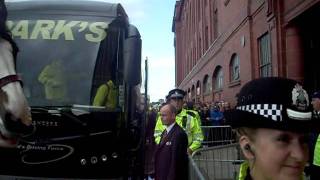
[199,36,202,58]
[213,67,223,90]
[230,54,240,82]
[213,9,218,39]
[196,81,201,96]
[259,33,272,77]
[191,85,195,98]
[188,89,191,99]
[205,26,209,51]
[203,75,211,95]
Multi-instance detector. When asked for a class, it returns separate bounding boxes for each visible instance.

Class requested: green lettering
[10,20,29,39]
[30,20,55,39]
[78,21,88,32]
[85,22,108,42]
[52,20,80,40]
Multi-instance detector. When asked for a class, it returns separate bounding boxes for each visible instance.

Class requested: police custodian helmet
[225,77,318,132]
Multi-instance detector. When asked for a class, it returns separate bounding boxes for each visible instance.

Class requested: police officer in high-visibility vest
[93,80,117,110]
[310,90,320,180]
[38,59,67,101]
[154,88,203,155]
[224,77,318,180]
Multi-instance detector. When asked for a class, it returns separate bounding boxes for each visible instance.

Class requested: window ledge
[229,80,241,87]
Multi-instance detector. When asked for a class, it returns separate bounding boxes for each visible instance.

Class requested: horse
[0,0,33,147]
[0,38,33,147]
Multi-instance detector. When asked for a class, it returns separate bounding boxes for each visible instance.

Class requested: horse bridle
[0,74,33,139]
[0,74,23,88]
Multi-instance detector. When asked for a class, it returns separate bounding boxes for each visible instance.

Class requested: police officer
[225,77,317,180]
[38,59,67,101]
[93,80,117,109]
[154,88,203,155]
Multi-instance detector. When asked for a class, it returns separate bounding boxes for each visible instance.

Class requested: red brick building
[172,0,320,106]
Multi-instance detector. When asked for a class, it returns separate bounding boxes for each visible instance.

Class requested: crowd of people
[184,100,231,126]
[144,77,320,180]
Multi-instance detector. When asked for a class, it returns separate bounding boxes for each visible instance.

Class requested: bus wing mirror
[123,26,142,86]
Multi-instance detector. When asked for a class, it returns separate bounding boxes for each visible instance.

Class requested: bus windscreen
[7,17,116,107]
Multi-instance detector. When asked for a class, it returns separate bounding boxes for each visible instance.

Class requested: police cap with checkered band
[167,88,186,99]
[225,77,318,132]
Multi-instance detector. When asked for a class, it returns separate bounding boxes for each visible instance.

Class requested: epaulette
[186,110,196,117]
[156,112,160,119]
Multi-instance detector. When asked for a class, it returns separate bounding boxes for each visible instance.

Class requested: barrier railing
[201,125,236,147]
[191,144,244,180]
[187,126,243,180]
[188,155,205,180]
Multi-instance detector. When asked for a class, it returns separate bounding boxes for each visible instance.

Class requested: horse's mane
[1,31,18,59]
[0,0,19,61]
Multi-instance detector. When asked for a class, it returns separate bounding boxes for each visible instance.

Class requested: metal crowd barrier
[188,155,205,180]
[191,144,244,180]
[187,126,243,180]
[201,125,236,147]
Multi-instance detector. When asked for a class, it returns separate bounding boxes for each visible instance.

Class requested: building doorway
[295,2,320,94]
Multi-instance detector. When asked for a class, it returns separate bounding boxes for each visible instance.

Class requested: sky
[106,0,177,102]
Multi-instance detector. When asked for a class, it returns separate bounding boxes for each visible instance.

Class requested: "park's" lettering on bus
[6,20,108,42]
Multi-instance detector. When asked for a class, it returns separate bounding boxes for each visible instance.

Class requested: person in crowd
[200,104,210,126]
[222,102,231,125]
[217,101,224,112]
[209,104,224,126]
[154,88,203,155]
[185,101,194,110]
[309,90,320,180]
[198,104,210,144]
[311,91,320,119]
[185,101,202,126]
[224,77,318,180]
[223,101,231,111]
[38,59,67,101]
[144,107,158,179]
[154,104,188,180]
[92,79,117,109]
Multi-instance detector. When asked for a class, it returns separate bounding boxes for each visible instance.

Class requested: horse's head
[0,38,33,147]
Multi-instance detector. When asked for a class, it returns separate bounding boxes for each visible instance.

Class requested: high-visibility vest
[154,108,203,151]
[313,134,320,166]
[38,60,67,100]
[238,161,249,180]
[188,109,202,125]
[93,80,117,109]
[237,161,305,180]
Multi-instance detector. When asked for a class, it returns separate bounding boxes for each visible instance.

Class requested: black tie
[160,129,168,143]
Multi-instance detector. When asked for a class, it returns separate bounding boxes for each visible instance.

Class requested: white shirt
[166,122,176,134]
